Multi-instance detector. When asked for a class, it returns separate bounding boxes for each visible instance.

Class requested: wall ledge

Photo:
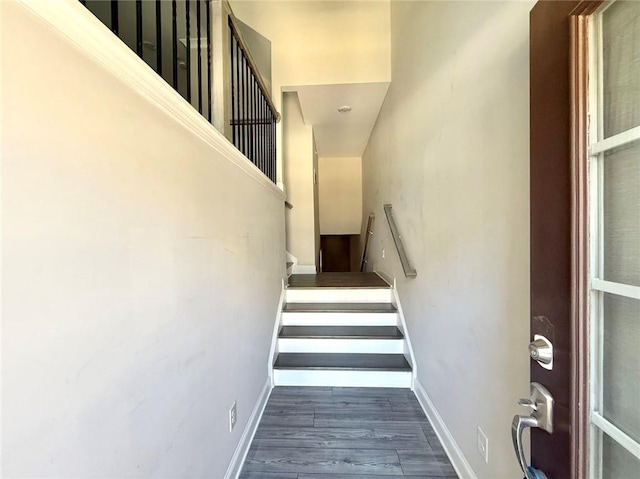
[224,378,272,479]
[17,0,285,201]
[413,379,478,479]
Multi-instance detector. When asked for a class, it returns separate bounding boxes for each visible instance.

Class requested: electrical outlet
[477,426,488,463]
[382,248,385,258]
[229,401,237,432]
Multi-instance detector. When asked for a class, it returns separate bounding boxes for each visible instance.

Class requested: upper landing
[287,273,391,289]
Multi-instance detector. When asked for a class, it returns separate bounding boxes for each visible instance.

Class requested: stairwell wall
[283,92,317,269]
[361,1,535,478]
[2,3,284,477]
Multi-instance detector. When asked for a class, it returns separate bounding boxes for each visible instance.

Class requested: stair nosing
[273,353,412,372]
[278,326,404,340]
[282,303,398,313]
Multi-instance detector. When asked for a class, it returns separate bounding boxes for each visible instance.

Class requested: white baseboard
[291,264,316,274]
[413,379,477,479]
[224,378,272,479]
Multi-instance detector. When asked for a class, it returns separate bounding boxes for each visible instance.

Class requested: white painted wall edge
[391,285,418,383]
[268,282,286,385]
[224,378,273,479]
[372,270,417,381]
[373,269,393,286]
[292,265,316,274]
[413,380,478,479]
[17,0,285,202]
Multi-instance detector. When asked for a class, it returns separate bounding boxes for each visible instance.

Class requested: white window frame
[587,3,640,478]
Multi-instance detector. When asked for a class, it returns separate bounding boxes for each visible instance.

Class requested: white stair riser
[285,288,392,303]
[278,338,404,354]
[273,369,412,388]
[281,312,398,326]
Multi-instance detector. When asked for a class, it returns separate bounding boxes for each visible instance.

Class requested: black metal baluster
[239,47,244,155]
[136,0,143,56]
[186,0,192,104]
[255,78,260,168]
[196,0,202,114]
[259,90,263,174]
[258,93,263,174]
[155,0,162,76]
[268,105,273,181]
[252,73,257,166]
[262,98,269,180]
[172,0,178,89]
[240,50,245,155]
[271,113,276,182]
[230,32,236,144]
[206,0,212,122]
[111,1,119,35]
[246,66,250,162]
[243,55,249,158]
[262,100,270,176]
[249,74,254,165]
[261,94,266,176]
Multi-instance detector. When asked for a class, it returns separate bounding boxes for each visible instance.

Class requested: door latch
[529,334,553,370]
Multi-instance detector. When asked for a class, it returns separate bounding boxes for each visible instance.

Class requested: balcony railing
[228,17,278,183]
[80,0,279,183]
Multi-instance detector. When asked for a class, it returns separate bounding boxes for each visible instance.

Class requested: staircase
[272,273,413,388]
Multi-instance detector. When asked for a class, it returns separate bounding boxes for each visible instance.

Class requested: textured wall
[2,3,285,476]
[361,2,535,477]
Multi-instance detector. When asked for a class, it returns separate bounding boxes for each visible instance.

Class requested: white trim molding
[591,412,640,461]
[589,125,640,155]
[591,279,640,300]
[391,286,417,382]
[414,380,477,479]
[268,282,286,385]
[291,264,317,275]
[17,0,284,202]
[224,378,272,479]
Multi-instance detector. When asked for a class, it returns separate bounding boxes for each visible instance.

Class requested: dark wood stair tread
[283,303,397,313]
[287,273,390,289]
[279,326,404,339]
[274,353,412,371]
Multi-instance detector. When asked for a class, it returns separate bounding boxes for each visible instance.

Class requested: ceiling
[291,82,390,157]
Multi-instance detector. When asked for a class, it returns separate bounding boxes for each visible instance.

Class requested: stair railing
[79,0,280,184]
[360,213,375,272]
[383,204,417,278]
[226,10,279,183]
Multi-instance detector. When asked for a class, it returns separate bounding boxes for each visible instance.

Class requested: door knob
[511,382,554,479]
[512,415,544,479]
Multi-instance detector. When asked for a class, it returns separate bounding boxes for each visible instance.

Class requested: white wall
[283,92,316,267]
[229,0,391,96]
[361,2,534,478]
[230,1,391,187]
[1,3,284,476]
[319,157,363,235]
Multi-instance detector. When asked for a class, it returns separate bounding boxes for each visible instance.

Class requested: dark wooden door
[321,235,351,272]
[530,2,598,477]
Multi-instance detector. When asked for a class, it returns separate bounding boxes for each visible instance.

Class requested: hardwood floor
[240,387,458,478]
[288,273,390,289]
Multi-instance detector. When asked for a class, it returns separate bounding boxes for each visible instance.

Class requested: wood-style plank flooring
[288,273,391,289]
[240,387,458,478]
